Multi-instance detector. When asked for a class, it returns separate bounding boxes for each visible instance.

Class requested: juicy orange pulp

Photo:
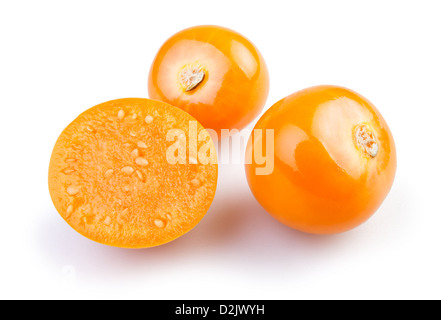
[49,98,218,248]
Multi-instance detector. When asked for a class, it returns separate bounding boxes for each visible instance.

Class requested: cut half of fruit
[49,98,218,248]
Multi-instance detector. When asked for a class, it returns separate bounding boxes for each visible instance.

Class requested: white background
[1,0,440,300]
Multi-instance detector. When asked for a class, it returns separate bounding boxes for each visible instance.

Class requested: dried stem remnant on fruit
[354,124,379,158]
[179,64,205,92]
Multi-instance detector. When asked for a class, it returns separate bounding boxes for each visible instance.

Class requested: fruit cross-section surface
[49,98,218,248]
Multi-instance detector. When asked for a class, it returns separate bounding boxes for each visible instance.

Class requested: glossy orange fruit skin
[148,25,270,135]
[246,86,397,234]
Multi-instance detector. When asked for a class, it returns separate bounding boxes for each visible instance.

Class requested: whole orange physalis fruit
[245,85,397,234]
[148,25,270,135]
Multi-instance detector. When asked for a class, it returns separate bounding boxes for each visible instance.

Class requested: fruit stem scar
[179,64,205,92]
[354,124,379,158]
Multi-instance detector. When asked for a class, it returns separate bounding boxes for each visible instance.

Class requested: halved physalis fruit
[49,98,218,248]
